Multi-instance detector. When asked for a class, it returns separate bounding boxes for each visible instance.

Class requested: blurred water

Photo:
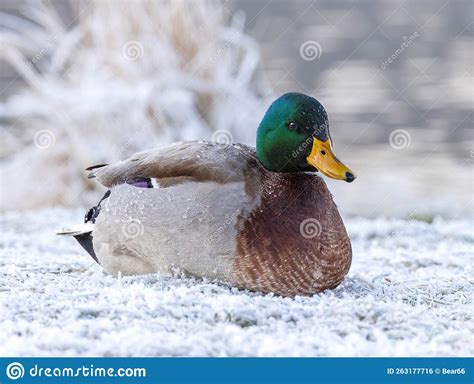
[2,0,472,146]
[234,0,473,217]
[236,0,472,147]
[0,0,472,215]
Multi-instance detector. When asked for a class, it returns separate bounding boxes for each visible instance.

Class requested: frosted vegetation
[1,210,472,356]
[0,1,271,210]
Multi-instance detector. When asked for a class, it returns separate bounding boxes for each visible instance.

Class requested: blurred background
[1,0,473,218]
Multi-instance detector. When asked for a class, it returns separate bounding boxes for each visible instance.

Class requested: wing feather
[88,141,257,188]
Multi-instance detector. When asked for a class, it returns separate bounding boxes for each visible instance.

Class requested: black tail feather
[74,233,99,263]
[85,163,108,171]
[77,189,112,264]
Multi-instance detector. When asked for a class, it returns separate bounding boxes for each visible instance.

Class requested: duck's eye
[320,150,327,156]
[288,122,297,131]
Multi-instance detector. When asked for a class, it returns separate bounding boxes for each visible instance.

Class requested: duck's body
[60,93,355,297]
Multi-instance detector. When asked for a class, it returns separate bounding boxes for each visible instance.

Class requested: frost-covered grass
[0,0,271,210]
[0,209,472,357]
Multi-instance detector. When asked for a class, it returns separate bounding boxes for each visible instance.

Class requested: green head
[256,92,356,182]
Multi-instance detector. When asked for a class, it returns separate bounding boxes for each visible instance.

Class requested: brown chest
[232,173,352,296]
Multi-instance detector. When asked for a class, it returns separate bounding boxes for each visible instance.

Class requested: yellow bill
[307,137,356,182]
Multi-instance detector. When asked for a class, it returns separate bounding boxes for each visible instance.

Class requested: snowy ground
[0,209,473,357]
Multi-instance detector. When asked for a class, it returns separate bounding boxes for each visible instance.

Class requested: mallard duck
[59,92,356,297]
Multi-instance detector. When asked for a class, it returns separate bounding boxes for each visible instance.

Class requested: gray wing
[88,141,258,188]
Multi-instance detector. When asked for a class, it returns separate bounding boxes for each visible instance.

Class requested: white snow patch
[0,209,473,356]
